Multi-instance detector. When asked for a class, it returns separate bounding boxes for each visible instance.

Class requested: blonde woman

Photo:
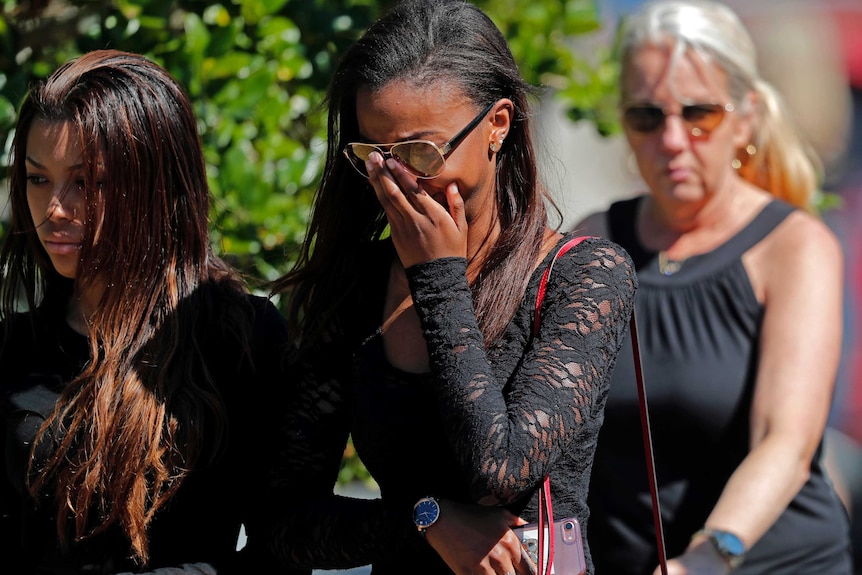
[578,1,853,573]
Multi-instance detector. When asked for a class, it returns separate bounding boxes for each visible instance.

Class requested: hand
[652,540,732,575]
[366,153,468,268]
[426,499,536,575]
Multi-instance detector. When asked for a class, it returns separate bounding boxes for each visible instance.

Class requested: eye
[26,174,48,185]
[683,105,715,121]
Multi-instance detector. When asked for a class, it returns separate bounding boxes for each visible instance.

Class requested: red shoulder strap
[533,236,589,575]
[532,235,668,575]
[533,236,590,337]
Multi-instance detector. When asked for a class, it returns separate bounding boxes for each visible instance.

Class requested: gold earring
[733,143,756,170]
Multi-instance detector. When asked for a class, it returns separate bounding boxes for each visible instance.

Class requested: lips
[665,161,693,183]
[45,241,81,255]
[42,233,82,255]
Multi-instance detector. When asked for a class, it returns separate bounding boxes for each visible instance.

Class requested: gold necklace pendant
[658,251,685,276]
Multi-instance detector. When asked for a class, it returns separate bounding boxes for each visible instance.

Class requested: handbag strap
[533,236,668,575]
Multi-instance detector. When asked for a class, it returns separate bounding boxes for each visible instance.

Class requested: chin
[662,182,707,204]
[49,259,78,280]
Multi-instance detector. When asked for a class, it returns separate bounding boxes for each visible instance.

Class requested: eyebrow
[25,156,84,171]
[356,130,439,144]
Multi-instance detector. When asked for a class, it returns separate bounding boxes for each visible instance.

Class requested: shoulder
[243,293,291,346]
[747,204,842,301]
[553,233,635,267]
[0,312,39,357]
[545,234,637,294]
[754,206,842,274]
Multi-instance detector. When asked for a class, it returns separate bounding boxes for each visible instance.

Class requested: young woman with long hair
[266,1,637,574]
[0,50,292,574]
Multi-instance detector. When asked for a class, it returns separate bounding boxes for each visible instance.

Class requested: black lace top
[269,234,637,574]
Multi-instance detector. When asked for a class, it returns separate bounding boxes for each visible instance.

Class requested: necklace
[657,251,686,276]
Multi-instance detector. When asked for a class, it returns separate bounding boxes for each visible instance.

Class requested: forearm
[700,433,813,548]
[268,494,416,569]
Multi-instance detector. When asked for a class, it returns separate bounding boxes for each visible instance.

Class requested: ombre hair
[1,50,251,565]
[620,0,820,209]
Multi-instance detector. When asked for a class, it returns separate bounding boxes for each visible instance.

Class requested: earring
[733,143,757,169]
[490,140,501,152]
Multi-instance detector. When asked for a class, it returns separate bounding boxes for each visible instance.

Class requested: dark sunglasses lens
[390,142,445,178]
[624,106,665,133]
[681,104,725,132]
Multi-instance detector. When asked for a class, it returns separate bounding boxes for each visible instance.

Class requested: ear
[489,98,513,145]
[732,90,757,149]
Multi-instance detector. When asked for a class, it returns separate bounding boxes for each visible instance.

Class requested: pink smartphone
[511,516,586,575]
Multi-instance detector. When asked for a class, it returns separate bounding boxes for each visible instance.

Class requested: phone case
[511,516,586,575]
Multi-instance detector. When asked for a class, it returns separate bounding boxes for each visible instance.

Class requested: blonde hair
[621,0,821,210]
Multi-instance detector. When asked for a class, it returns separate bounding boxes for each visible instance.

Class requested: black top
[267,234,637,575]
[0,293,296,574]
[588,197,853,574]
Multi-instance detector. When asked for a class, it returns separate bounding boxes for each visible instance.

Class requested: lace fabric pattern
[268,235,637,574]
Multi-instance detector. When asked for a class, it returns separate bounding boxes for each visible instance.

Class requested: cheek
[26,190,45,225]
[627,138,659,174]
[691,137,735,177]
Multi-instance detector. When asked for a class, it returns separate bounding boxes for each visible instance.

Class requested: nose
[46,188,79,222]
[661,114,689,153]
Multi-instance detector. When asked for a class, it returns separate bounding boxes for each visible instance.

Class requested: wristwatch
[694,528,746,569]
[412,496,440,538]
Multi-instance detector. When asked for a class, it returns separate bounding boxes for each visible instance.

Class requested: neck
[640,178,754,259]
[66,285,102,335]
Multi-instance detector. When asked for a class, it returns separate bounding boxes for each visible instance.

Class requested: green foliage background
[1,0,620,284]
[0,0,620,486]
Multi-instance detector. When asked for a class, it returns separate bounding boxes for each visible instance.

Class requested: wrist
[413,496,441,539]
[691,528,746,570]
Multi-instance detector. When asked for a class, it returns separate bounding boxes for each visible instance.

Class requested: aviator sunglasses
[344,101,496,179]
[622,102,734,137]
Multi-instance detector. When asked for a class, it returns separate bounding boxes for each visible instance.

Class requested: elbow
[792,460,812,494]
[472,465,536,506]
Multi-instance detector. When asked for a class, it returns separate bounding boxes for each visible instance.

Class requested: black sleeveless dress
[587,197,853,574]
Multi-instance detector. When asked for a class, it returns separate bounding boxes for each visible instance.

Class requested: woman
[0,50,292,574]
[266,1,636,574]
[578,1,853,573]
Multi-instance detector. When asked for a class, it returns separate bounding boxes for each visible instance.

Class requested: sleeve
[0,408,26,566]
[0,321,27,569]
[263,314,417,570]
[229,299,312,575]
[407,237,637,504]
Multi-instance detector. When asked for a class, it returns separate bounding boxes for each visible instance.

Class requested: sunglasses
[344,101,496,179]
[622,102,734,137]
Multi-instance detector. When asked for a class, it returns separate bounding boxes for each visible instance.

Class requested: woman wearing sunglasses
[266,1,636,574]
[577,1,852,574]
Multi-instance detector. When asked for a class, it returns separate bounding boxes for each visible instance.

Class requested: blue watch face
[714,531,745,556]
[414,498,440,528]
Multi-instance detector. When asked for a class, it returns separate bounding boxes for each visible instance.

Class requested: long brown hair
[0,50,251,564]
[272,0,559,348]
